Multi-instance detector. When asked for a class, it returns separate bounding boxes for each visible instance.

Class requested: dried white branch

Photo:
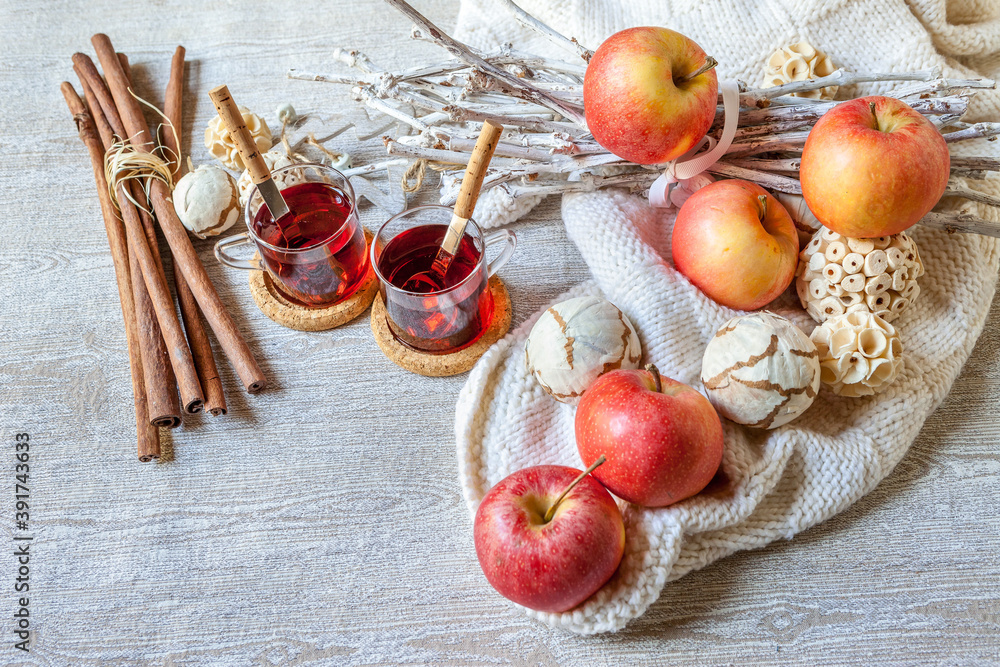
[342,158,409,177]
[890,76,996,99]
[733,120,813,139]
[725,131,810,157]
[383,0,588,126]
[384,138,471,164]
[707,163,802,194]
[726,157,801,173]
[945,182,1000,209]
[716,95,967,133]
[297,3,999,239]
[951,156,1000,172]
[448,135,562,161]
[499,0,594,62]
[332,47,381,74]
[352,86,446,139]
[445,105,586,135]
[922,210,1000,236]
[741,68,944,105]
[943,122,1000,143]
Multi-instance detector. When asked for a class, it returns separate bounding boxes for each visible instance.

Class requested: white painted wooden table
[1,1,998,664]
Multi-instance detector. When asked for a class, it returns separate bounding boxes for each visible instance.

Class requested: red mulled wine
[251,181,368,307]
[377,224,493,353]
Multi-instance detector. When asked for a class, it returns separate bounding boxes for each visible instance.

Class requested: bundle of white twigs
[290,0,1000,237]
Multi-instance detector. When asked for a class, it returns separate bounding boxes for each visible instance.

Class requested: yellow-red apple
[800,95,950,237]
[583,27,719,165]
[672,179,799,311]
[473,464,625,613]
[576,365,724,508]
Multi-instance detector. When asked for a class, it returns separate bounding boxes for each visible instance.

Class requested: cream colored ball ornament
[237,150,304,208]
[796,228,924,323]
[171,165,241,239]
[525,296,642,404]
[701,312,820,429]
[810,311,903,397]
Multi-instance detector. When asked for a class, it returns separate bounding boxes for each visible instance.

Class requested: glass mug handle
[214,232,265,271]
[483,229,517,277]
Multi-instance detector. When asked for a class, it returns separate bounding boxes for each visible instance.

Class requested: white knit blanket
[454,0,1000,634]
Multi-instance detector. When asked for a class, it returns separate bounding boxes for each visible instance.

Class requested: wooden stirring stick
[403,120,503,292]
[208,85,291,227]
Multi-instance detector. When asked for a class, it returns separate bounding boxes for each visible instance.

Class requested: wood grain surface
[1,1,998,665]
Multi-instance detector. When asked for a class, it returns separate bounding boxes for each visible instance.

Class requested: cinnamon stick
[118,53,205,415]
[79,74,182,430]
[92,34,267,394]
[73,51,205,413]
[61,81,160,462]
[163,47,185,181]
[163,45,227,416]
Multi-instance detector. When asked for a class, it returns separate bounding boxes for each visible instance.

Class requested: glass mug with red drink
[372,205,516,354]
[214,163,369,308]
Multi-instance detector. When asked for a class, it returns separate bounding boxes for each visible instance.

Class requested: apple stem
[542,455,606,523]
[869,101,881,131]
[757,194,768,221]
[678,56,718,83]
[644,363,662,393]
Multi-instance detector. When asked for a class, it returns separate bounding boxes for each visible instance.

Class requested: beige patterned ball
[701,312,820,429]
[525,296,642,404]
[172,165,240,239]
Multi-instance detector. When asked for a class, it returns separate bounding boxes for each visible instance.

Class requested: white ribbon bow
[648,79,741,208]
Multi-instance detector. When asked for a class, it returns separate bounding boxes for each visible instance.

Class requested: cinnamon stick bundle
[163,46,227,416]
[61,82,160,462]
[91,33,267,394]
[72,52,205,414]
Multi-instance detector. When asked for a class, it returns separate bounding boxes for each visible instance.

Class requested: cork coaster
[370,275,512,377]
[249,229,377,332]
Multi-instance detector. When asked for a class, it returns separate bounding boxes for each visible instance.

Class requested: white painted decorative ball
[701,312,820,429]
[171,164,241,239]
[810,310,903,397]
[525,296,642,404]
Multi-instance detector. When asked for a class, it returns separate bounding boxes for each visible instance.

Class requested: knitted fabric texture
[454,0,1000,634]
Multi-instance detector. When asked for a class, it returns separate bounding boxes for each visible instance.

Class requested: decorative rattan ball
[796,228,923,324]
[237,151,305,208]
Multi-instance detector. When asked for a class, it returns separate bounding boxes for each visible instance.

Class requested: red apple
[474,463,625,613]
[800,95,950,238]
[672,179,798,311]
[584,27,719,165]
[576,365,723,507]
